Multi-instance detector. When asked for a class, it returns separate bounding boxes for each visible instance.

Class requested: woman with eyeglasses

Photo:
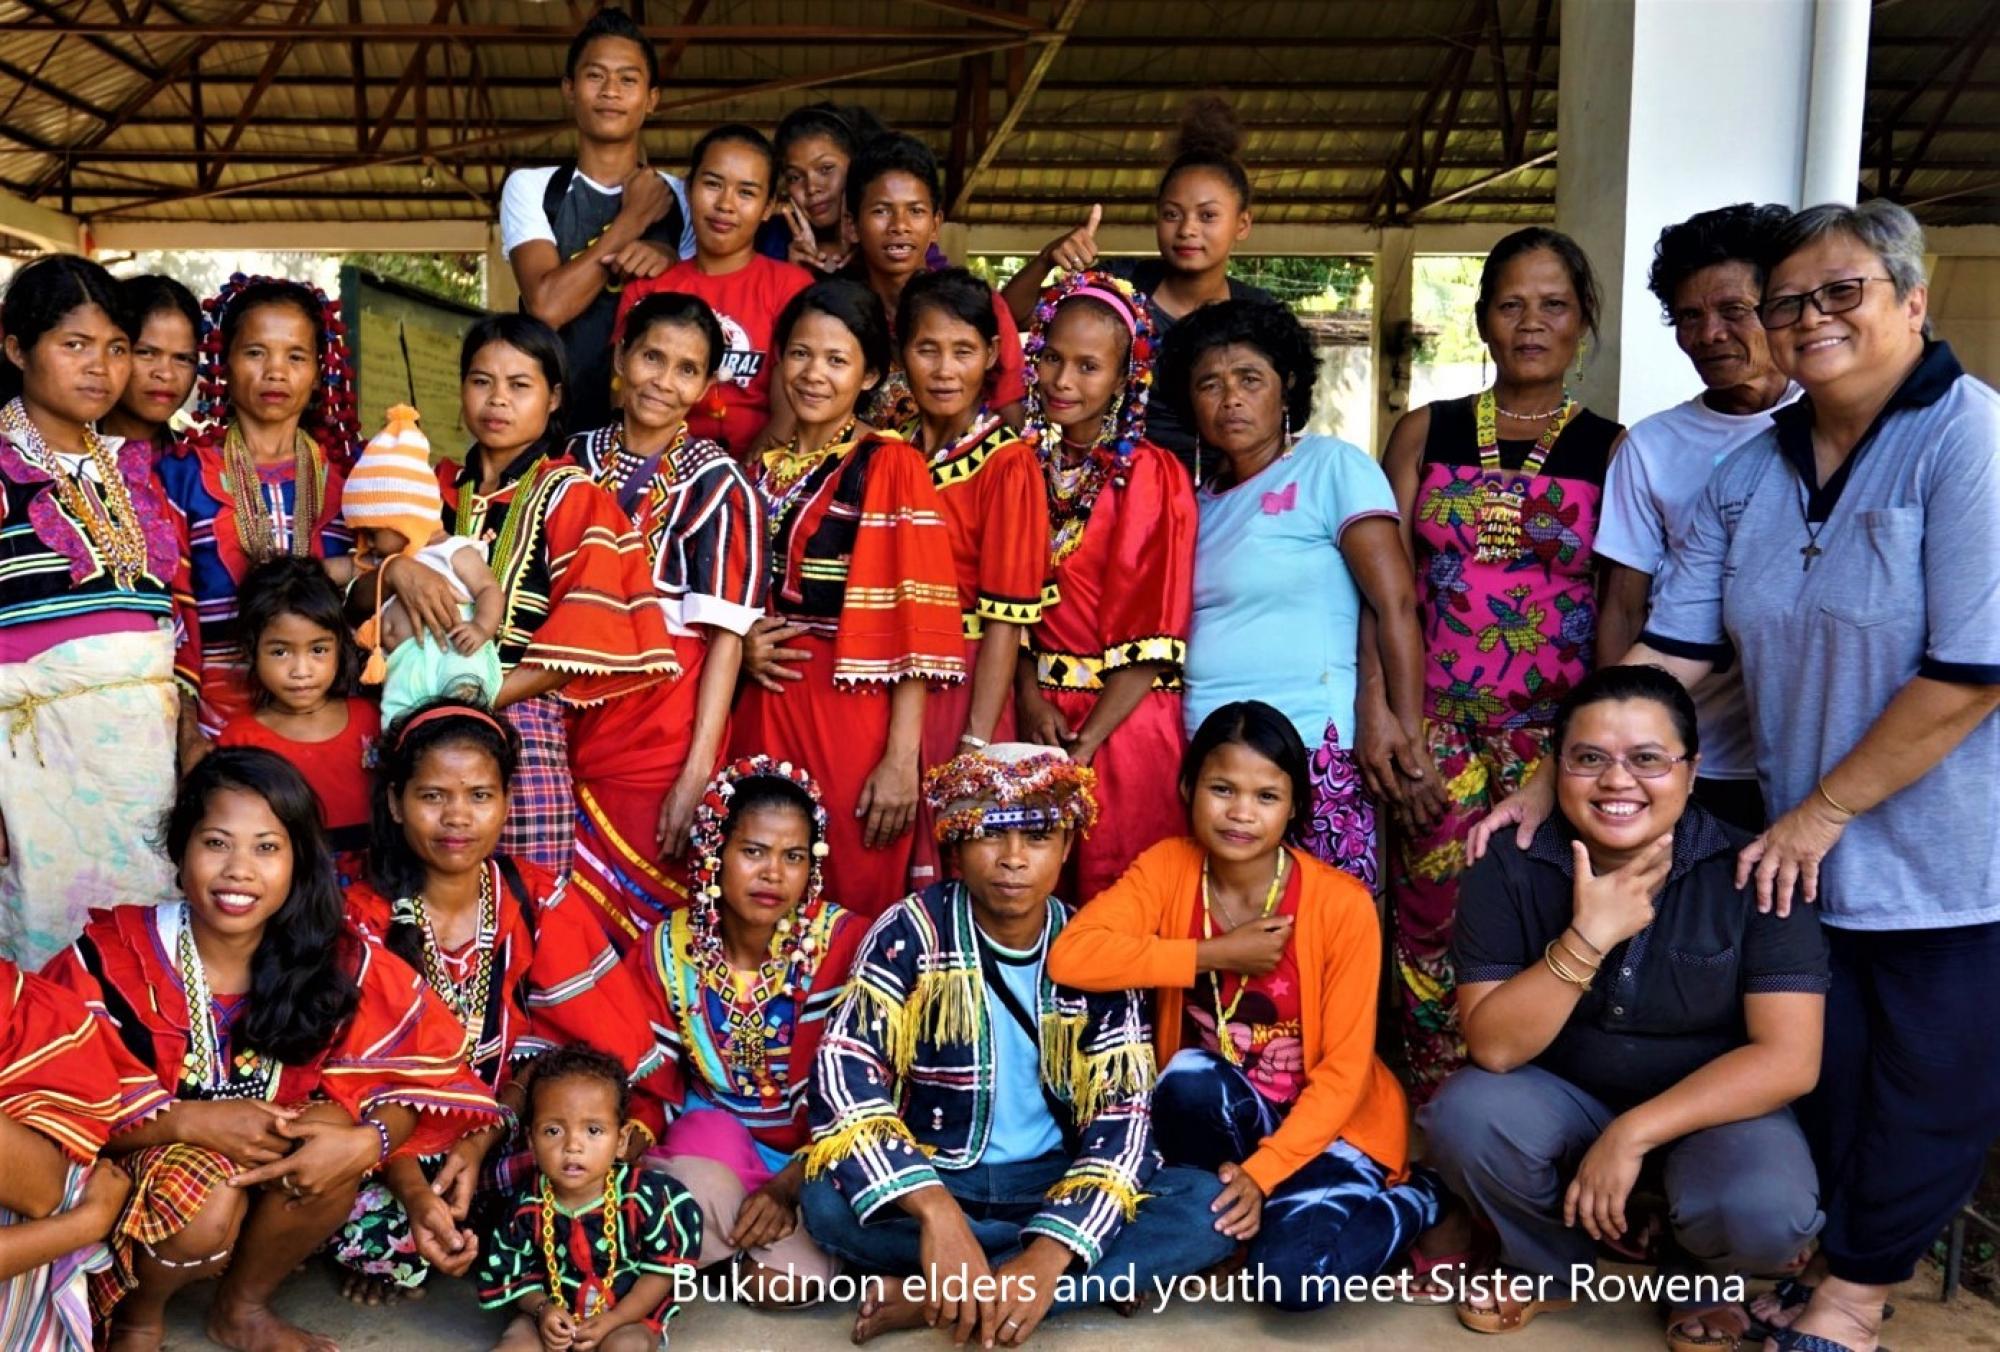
[1475,199,2000,1352]
[1428,665,1827,1347]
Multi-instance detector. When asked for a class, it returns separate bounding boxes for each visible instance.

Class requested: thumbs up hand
[1048,202,1103,274]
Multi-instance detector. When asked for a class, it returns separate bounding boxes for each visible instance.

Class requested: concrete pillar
[486,224,520,312]
[0,188,81,254]
[1555,0,1865,423]
[1371,226,1415,454]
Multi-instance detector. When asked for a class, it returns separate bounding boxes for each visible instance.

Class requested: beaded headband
[924,745,1101,845]
[1021,268,1158,468]
[687,757,831,907]
[191,273,360,469]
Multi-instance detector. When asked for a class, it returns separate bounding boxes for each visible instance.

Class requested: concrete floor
[158,1264,1995,1350]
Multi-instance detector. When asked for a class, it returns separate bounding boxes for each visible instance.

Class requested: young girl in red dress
[215,558,380,879]
[39,747,498,1352]
[335,700,657,1304]
[1016,269,1197,901]
[159,276,359,750]
[567,295,768,947]
[731,279,963,916]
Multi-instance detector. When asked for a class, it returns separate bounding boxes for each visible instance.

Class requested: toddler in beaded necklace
[478,1044,703,1352]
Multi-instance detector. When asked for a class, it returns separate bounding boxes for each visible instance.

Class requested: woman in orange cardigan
[1049,700,1457,1309]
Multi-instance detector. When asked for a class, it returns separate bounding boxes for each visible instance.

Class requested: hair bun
[1175,95,1243,161]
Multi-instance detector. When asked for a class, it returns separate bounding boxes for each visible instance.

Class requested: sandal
[1407,1246,1474,1301]
[1456,1270,1574,1334]
[1666,1301,1751,1352]
[1765,1326,1888,1352]
[1748,1278,1894,1341]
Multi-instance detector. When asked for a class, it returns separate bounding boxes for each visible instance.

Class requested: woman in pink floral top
[1378,228,1623,1103]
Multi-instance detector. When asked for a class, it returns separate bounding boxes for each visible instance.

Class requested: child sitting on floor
[478,1044,703,1352]
[344,404,505,722]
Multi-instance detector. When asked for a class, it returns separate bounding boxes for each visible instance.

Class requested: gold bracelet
[1562,925,1606,961]
[1544,940,1593,990]
[1554,936,1603,974]
[1816,779,1857,818]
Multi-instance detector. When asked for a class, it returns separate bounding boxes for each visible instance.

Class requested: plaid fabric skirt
[89,1143,236,1323]
[501,693,575,874]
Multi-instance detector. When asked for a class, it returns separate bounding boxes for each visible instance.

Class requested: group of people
[0,8,1993,1352]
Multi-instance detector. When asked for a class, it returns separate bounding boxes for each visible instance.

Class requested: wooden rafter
[88,33,1038,217]
[26,0,268,198]
[655,0,713,87]
[11,0,158,82]
[1510,0,1554,164]
[949,0,1089,216]
[1889,8,1998,198]
[901,0,1042,30]
[199,0,321,191]
[364,0,457,154]
[1484,0,1513,161]
[1368,0,1483,221]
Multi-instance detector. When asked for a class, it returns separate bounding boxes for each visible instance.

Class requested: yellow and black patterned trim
[1101,634,1185,673]
[1033,644,1183,693]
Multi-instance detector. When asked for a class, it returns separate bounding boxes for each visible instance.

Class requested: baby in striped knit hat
[345,404,504,722]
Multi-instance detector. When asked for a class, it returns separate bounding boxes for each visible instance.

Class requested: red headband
[394,704,507,750]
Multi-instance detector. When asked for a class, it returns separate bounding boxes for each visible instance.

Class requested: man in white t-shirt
[498,7,696,433]
[1595,204,1800,833]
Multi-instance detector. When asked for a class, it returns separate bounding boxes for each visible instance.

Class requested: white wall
[1558,0,1835,425]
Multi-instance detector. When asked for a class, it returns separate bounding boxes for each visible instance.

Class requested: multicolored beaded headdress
[1021,268,1158,476]
[687,756,832,909]
[924,743,1101,845]
[191,273,360,468]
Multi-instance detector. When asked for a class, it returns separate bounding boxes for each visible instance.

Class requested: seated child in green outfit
[344,404,505,721]
[478,1044,704,1351]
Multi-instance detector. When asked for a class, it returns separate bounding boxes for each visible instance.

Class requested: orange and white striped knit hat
[343,404,440,558]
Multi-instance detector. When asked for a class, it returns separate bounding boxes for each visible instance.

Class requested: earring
[1282,408,1292,446]
[1192,437,1203,485]
[1098,392,1124,448]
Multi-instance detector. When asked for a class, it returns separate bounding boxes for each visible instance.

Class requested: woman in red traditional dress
[158,275,360,755]
[731,278,963,916]
[39,747,499,1352]
[567,294,767,946]
[433,314,678,873]
[335,699,658,1303]
[1016,270,1197,901]
[893,267,1051,885]
[0,959,169,1351]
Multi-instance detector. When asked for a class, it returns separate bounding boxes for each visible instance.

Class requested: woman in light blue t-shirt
[1160,300,1441,886]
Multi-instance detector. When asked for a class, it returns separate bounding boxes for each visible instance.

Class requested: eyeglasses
[1557,749,1691,779]
[1758,276,1893,331]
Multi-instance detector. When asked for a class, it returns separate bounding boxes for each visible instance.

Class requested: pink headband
[1066,285,1138,335]
[395,704,507,750]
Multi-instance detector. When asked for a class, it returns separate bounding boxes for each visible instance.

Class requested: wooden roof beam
[1889,8,1997,198]
[200,0,323,191]
[901,0,1042,29]
[949,0,1089,216]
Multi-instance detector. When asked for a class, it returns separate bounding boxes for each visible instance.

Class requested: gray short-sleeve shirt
[1644,343,2000,931]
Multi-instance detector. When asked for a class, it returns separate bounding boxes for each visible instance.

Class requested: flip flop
[1765,1326,1890,1352]
[1748,1278,1894,1341]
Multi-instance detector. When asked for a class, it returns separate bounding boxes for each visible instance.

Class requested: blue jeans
[801,1150,1233,1313]
[1153,1049,1446,1310]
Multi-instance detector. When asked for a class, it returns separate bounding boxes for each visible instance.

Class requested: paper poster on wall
[340,267,485,464]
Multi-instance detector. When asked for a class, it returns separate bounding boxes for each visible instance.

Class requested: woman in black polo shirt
[1422,665,1828,1349]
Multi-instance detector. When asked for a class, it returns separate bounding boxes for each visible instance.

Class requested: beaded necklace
[1198,852,1290,1065]
[540,1172,621,1318]
[1041,437,1115,567]
[222,421,321,564]
[1472,388,1575,564]
[761,420,856,544]
[456,447,554,579]
[0,399,150,590]
[174,904,279,1099]
[699,912,823,1100]
[410,868,498,1063]
[592,423,687,513]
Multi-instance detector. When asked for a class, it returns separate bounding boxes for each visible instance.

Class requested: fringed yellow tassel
[1044,1168,1153,1223]
[1038,1013,1085,1098]
[802,1114,918,1180]
[1069,1043,1157,1126]
[910,966,981,1055]
[848,980,916,1077]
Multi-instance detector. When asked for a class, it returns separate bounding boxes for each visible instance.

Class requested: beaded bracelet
[363,1116,392,1167]
[958,733,989,750]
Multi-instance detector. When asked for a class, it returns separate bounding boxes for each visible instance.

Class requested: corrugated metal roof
[0,0,1990,228]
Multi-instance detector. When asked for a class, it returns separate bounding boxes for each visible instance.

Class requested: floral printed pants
[1391,719,1548,1105]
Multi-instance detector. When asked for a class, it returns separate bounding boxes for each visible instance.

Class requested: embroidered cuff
[1101,634,1186,672]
